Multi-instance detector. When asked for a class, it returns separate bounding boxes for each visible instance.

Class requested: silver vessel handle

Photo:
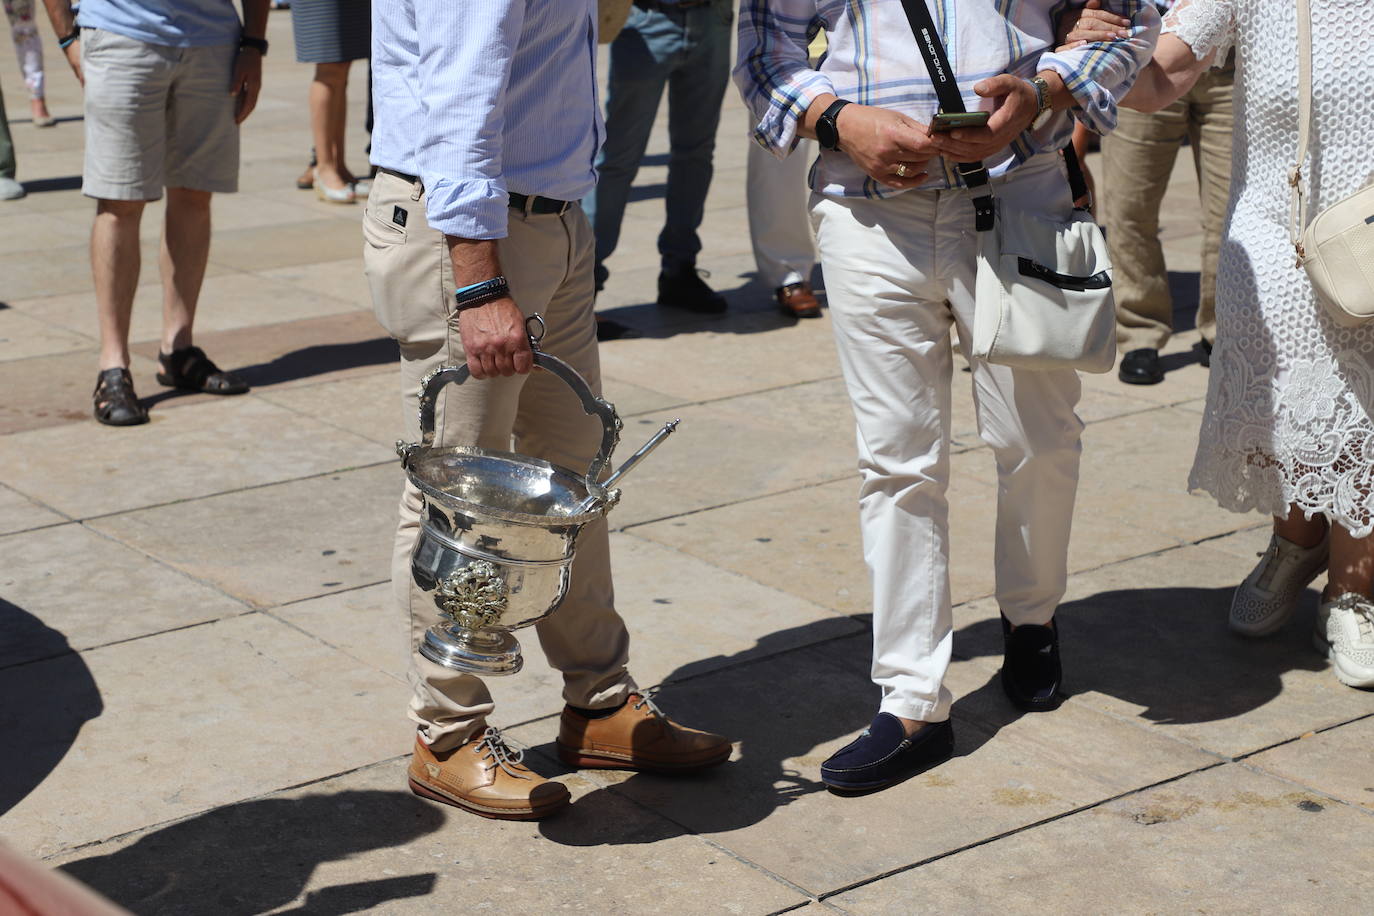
[407,318,623,489]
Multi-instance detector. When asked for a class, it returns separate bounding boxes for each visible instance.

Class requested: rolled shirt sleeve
[1036,0,1161,135]
[734,1,835,158]
[413,0,525,240]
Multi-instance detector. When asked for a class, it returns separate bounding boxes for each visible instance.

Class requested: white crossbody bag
[1290,0,1374,327]
[901,0,1116,373]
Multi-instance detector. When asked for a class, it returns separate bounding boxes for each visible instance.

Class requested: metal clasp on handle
[397,314,623,495]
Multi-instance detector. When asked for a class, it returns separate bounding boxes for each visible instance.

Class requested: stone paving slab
[1245,717,1374,811]
[1,613,409,858]
[954,545,1374,760]
[0,522,247,665]
[519,637,1213,897]
[0,304,92,361]
[0,482,67,536]
[0,397,390,518]
[826,763,1372,914]
[88,463,399,609]
[46,758,809,916]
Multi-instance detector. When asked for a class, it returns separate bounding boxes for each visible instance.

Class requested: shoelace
[472,726,530,780]
[1330,593,1374,639]
[632,690,665,718]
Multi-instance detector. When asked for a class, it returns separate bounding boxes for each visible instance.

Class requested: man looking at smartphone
[736,0,1158,794]
[42,0,266,426]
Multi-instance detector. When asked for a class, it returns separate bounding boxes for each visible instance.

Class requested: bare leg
[1274,506,1328,549]
[329,61,354,183]
[159,187,212,355]
[310,62,351,190]
[1326,522,1374,599]
[92,198,146,370]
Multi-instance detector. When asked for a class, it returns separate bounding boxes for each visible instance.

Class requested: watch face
[817,115,839,151]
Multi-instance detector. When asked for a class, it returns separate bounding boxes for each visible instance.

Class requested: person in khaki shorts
[1102,0,1234,386]
[365,0,730,822]
[42,0,268,425]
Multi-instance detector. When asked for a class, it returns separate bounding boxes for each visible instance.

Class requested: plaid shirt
[734,0,1161,198]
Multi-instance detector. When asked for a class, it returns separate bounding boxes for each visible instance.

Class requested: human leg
[3,0,50,123]
[158,187,211,354]
[0,83,18,195]
[1101,103,1186,365]
[747,131,820,316]
[586,6,671,284]
[310,61,354,200]
[92,199,146,371]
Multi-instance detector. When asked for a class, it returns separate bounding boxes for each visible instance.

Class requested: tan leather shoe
[777,281,822,318]
[557,693,731,773]
[408,727,570,820]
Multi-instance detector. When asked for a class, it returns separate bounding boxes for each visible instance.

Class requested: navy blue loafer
[820,714,954,793]
[1000,614,1062,712]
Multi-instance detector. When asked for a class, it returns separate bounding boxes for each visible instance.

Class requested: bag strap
[1289,0,1312,260]
[898,0,996,231]
[1063,142,1091,210]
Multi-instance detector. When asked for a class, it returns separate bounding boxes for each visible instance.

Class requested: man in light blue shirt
[366,0,730,822]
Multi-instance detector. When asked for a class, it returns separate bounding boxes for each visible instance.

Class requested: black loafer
[657,265,728,314]
[820,714,954,793]
[1194,339,1213,368]
[1118,347,1164,385]
[1000,614,1062,712]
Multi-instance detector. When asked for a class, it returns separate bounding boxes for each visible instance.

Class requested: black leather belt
[508,191,573,215]
[379,169,573,216]
[634,0,712,11]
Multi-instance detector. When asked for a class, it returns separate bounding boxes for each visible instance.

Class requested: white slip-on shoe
[314,179,356,204]
[1230,530,1330,637]
[0,177,25,200]
[1315,593,1374,688]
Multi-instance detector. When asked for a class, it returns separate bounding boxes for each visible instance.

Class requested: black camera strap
[898,0,995,230]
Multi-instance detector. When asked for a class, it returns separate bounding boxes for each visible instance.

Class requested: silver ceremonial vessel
[396,319,679,676]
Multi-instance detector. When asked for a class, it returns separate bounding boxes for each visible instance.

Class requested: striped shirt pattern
[734,0,1161,198]
[370,0,602,240]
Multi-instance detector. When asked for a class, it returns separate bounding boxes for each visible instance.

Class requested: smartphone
[929,111,991,132]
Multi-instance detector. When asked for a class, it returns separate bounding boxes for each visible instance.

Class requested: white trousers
[811,156,1084,723]
[747,134,817,290]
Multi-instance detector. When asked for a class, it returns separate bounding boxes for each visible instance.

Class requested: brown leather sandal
[93,368,149,426]
[156,346,250,395]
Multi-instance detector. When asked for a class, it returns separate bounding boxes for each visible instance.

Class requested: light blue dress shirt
[370,0,603,241]
[77,0,242,47]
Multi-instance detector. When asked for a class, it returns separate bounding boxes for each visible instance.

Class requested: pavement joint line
[0,609,260,675]
[37,752,416,863]
[260,605,406,686]
[812,757,1234,904]
[70,457,397,526]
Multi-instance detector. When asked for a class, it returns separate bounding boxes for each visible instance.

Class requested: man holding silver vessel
[364,0,729,821]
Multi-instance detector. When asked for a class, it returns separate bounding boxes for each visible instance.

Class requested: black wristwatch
[239,35,268,56]
[815,99,851,152]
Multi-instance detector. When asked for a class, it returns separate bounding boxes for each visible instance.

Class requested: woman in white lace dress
[1102,0,1374,689]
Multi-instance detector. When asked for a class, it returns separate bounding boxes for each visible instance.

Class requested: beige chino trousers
[1101,60,1234,352]
[363,169,635,752]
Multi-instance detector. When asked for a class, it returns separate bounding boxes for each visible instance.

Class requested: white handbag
[902,0,1116,373]
[1290,0,1374,327]
[972,188,1117,373]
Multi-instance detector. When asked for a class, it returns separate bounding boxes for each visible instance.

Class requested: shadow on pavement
[952,585,1327,725]
[538,583,1327,846]
[0,601,103,817]
[59,790,446,916]
[137,337,398,410]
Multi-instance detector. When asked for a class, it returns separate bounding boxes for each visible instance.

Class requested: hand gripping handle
[405,319,623,492]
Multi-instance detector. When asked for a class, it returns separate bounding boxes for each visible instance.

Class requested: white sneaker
[1315,593,1374,688]
[0,176,25,200]
[1229,530,1329,636]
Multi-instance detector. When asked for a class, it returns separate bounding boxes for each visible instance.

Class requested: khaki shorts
[81,28,239,200]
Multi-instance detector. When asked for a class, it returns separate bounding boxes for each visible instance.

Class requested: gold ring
[894,163,910,178]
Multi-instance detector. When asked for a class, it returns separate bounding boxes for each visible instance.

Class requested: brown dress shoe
[557,693,731,773]
[408,727,570,820]
[776,281,822,318]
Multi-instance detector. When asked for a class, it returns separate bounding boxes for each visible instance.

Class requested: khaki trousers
[1101,60,1234,351]
[362,169,634,752]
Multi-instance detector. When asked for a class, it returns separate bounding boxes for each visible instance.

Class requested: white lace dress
[1168,0,1374,537]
